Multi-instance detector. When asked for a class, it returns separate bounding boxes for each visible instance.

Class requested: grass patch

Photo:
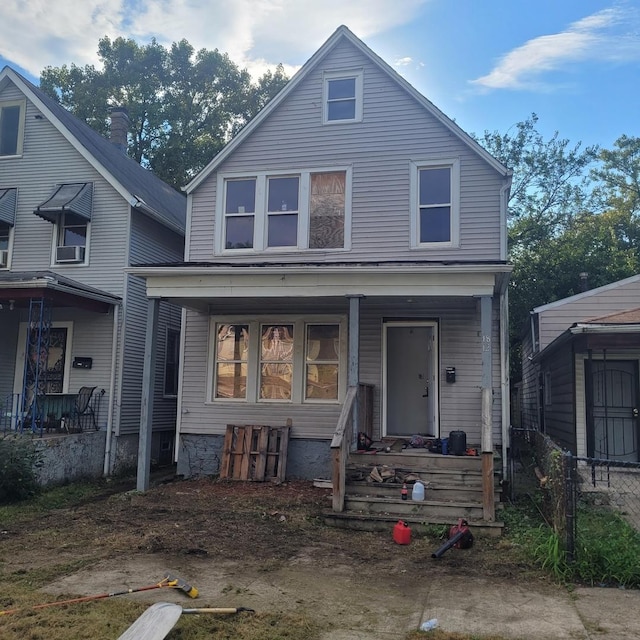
[502,498,640,588]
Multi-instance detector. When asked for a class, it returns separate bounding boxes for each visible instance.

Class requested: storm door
[383,322,438,437]
[586,360,639,461]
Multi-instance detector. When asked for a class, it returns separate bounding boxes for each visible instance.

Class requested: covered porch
[0,271,119,438]
[132,261,511,526]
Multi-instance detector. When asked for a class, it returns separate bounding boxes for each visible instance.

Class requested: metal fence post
[564,451,576,564]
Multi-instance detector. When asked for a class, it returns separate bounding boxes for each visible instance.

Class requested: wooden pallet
[220,423,291,482]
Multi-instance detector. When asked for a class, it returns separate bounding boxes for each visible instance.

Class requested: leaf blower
[431,518,473,558]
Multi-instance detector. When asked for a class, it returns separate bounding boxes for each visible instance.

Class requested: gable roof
[185,25,511,194]
[533,273,640,314]
[0,66,186,235]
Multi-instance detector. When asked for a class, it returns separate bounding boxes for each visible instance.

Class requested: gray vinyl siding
[1,84,129,294]
[179,296,503,446]
[541,347,576,452]
[118,211,184,434]
[520,331,540,430]
[538,277,640,350]
[188,39,505,264]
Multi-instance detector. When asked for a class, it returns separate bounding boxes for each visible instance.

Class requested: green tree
[40,37,289,189]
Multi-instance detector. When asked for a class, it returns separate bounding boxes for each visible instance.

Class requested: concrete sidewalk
[417,575,640,639]
[47,555,640,640]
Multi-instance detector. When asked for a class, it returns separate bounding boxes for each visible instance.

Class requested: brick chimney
[109,107,130,154]
[579,272,589,292]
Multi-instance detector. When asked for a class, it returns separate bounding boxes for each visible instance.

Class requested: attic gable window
[323,70,363,124]
[0,100,26,157]
[410,159,460,248]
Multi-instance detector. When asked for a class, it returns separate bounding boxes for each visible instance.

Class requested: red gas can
[393,520,411,545]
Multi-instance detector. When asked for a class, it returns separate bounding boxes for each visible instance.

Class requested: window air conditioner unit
[0,250,7,268]
[56,245,85,263]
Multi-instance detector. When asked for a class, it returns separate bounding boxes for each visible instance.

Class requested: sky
[0,0,638,151]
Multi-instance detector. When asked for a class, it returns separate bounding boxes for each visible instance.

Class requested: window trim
[215,167,352,255]
[322,69,364,124]
[0,99,26,158]
[207,315,347,404]
[410,158,460,249]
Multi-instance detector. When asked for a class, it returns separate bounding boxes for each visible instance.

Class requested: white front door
[383,321,438,437]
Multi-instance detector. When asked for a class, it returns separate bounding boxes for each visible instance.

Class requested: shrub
[0,436,42,503]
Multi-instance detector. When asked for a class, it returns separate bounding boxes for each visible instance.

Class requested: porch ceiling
[0,271,120,313]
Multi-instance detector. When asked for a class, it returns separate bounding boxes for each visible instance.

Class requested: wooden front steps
[324,448,504,536]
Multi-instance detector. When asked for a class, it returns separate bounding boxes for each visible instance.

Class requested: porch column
[347,295,362,449]
[480,295,495,521]
[137,297,160,492]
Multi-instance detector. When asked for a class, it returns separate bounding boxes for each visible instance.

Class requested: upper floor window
[323,70,363,124]
[0,187,16,268]
[34,183,92,264]
[0,100,26,157]
[218,169,350,253]
[411,159,460,248]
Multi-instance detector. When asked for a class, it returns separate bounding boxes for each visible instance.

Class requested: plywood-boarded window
[309,171,345,249]
[215,324,249,399]
[260,324,294,400]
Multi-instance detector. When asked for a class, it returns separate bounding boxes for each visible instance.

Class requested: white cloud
[394,57,413,67]
[471,5,640,91]
[0,0,427,79]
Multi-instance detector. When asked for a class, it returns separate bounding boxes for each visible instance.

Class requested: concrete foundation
[177,434,332,480]
[35,431,106,486]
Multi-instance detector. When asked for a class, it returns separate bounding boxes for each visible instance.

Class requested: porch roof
[129,259,512,311]
[533,313,640,362]
[0,271,121,313]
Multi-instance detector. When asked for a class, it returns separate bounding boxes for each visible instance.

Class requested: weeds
[0,435,42,504]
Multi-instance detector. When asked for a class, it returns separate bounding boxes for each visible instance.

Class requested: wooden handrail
[330,386,357,512]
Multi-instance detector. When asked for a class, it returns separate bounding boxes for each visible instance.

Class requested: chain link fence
[508,427,640,563]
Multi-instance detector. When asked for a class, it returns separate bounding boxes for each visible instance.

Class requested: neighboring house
[521,274,640,462]
[133,26,512,495]
[0,66,186,483]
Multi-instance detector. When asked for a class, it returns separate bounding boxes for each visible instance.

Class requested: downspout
[103,303,120,476]
[174,307,187,462]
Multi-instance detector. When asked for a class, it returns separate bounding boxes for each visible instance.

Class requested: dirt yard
[0,475,554,639]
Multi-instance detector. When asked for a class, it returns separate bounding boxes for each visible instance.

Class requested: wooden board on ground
[221,424,291,482]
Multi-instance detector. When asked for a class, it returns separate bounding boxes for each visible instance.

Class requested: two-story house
[133,26,512,521]
[0,66,186,484]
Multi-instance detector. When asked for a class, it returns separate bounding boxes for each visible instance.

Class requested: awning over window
[0,188,17,227]
[34,183,93,224]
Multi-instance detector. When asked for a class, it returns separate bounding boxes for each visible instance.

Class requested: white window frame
[0,99,26,158]
[52,213,90,266]
[207,315,347,404]
[410,158,460,249]
[0,224,12,269]
[322,69,364,124]
[215,167,352,255]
